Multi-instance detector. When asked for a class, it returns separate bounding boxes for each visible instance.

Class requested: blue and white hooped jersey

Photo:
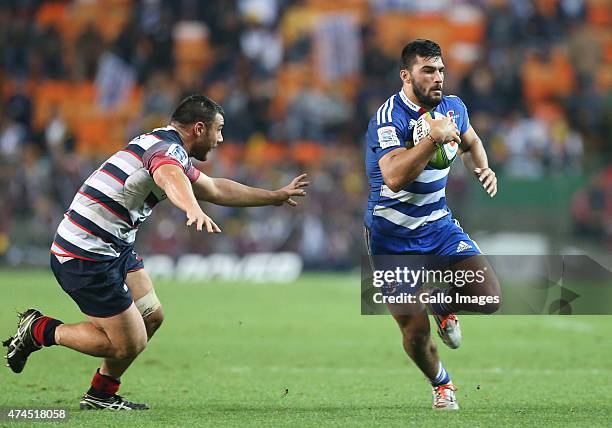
[364,90,470,237]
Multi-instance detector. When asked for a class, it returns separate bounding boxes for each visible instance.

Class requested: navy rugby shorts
[364,215,483,293]
[365,215,481,257]
[50,248,144,318]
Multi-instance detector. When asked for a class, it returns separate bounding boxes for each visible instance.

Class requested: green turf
[0,270,611,427]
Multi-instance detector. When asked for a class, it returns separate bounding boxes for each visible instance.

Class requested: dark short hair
[171,95,225,125]
[400,39,442,71]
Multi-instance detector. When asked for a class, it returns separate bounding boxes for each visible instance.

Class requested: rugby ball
[410,111,459,170]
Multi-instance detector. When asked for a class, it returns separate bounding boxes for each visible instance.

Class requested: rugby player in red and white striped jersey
[3,95,309,410]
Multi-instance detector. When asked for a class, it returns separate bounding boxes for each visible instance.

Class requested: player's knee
[135,289,163,338]
[481,277,502,314]
[113,349,136,361]
[113,339,147,360]
[484,274,501,296]
[480,297,501,314]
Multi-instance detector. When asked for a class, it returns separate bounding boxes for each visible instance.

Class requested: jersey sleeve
[143,142,201,183]
[368,111,409,161]
[455,97,471,134]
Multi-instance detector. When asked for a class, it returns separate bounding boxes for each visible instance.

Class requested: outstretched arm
[459,126,497,197]
[192,172,309,207]
[153,164,221,232]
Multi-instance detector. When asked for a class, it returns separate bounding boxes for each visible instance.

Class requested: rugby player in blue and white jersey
[3,95,308,410]
[364,40,501,410]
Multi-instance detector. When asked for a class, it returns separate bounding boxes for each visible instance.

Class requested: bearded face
[190,113,224,161]
[407,55,445,110]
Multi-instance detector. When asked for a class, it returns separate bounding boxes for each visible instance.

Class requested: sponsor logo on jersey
[408,119,417,130]
[165,144,189,166]
[377,126,401,149]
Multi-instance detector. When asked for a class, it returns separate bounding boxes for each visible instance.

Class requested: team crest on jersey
[165,144,189,166]
[446,110,460,124]
[377,126,401,149]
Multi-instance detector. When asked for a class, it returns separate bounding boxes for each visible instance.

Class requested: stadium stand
[1,0,610,267]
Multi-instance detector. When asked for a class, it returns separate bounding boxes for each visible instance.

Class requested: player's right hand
[186,207,221,233]
[274,173,309,206]
[426,115,461,145]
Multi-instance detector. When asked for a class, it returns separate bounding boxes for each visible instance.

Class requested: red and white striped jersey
[51,126,200,261]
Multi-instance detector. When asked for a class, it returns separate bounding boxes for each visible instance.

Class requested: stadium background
[1,1,612,425]
[1,0,610,272]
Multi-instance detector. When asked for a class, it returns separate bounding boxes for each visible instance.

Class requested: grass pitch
[1,270,611,427]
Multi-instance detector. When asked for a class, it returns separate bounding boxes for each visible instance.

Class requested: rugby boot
[432,382,459,410]
[80,394,150,410]
[433,313,462,349]
[3,309,44,373]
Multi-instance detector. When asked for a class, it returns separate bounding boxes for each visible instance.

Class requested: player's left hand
[474,167,497,197]
[275,173,309,206]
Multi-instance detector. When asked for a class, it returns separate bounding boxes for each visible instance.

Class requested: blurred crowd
[1,0,611,266]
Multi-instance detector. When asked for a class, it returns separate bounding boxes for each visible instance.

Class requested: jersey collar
[399,89,424,112]
[153,125,184,145]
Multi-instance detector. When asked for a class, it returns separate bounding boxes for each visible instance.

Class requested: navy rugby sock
[32,316,63,347]
[431,362,451,386]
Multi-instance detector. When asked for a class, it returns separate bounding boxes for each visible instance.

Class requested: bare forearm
[205,178,280,207]
[460,138,489,172]
[154,167,201,213]
[461,137,498,197]
[152,164,220,232]
[381,143,437,192]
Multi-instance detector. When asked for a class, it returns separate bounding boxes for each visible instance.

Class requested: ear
[400,69,410,84]
[193,121,205,136]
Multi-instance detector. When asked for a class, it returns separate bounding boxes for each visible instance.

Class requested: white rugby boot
[432,382,459,410]
[433,313,462,349]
